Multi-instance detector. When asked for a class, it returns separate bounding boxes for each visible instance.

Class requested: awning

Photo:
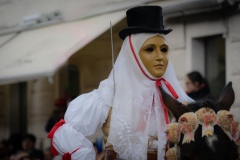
[0,34,16,48]
[0,10,125,85]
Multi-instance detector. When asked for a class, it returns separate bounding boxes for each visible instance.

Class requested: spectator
[21,134,44,160]
[8,133,23,160]
[185,71,214,100]
[43,148,53,160]
[0,139,10,160]
[13,152,30,160]
[45,97,67,133]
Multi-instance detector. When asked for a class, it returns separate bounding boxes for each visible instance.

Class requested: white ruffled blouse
[52,90,110,160]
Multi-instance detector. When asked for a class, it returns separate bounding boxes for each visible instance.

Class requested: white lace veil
[98,33,193,160]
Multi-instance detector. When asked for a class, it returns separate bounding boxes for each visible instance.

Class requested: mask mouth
[154,63,164,67]
[154,65,163,67]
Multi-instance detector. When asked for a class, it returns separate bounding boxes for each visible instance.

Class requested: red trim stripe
[156,81,170,124]
[129,35,157,81]
[158,78,178,99]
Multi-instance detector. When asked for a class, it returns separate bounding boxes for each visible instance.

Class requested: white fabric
[99,33,193,160]
[52,90,110,160]
[52,33,193,160]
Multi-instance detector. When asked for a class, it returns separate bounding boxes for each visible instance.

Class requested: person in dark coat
[45,97,67,133]
[185,71,214,101]
[21,134,44,160]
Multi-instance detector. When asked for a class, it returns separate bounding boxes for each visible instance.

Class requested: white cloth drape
[100,33,193,159]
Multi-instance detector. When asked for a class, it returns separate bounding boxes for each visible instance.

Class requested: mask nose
[155,49,163,61]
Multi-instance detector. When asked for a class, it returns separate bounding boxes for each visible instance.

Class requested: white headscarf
[98,33,193,160]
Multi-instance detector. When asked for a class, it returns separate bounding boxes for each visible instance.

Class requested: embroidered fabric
[98,33,193,160]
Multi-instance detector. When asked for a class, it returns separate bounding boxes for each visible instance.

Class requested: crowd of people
[0,94,106,160]
[0,133,105,160]
[0,133,45,160]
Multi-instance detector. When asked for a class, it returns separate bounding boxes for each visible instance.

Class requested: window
[204,35,226,98]
[192,35,226,98]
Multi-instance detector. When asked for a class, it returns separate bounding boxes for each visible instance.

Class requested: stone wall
[166,23,186,88]
[27,77,57,149]
[226,13,240,122]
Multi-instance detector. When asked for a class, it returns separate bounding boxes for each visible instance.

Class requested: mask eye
[145,47,154,53]
[161,47,168,53]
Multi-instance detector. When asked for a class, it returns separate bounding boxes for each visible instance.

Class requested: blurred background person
[45,95,76,133]
[43,148,53,160]
[21,134,44,160]
[0,139,11,160]
[185,71,214,101]
[45,97,67,133]
[8,133,23,160]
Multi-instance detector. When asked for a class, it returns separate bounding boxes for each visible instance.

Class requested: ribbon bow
[178,123,194,141]
[156,78,179,99]
[156,78,179,124]
[63,152,71,160]
[205,115,219,127]
[62,148,80,160]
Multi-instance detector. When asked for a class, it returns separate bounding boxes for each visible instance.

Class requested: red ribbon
[62,148,80,160]
[232,122,239,136]
[178,124,193,140]
[205,115,209,127]
[204,115,219,128]
[156,78,179,99]
[236,132,240,143]
[63,152,71,160]
[47,119,66,156]
[156,78,179,124]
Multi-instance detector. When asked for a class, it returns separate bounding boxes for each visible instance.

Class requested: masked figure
[48,6,193,160]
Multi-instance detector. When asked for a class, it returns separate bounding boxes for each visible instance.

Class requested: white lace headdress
[98,33,193,160]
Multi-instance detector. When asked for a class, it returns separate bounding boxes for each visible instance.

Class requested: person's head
[118,6,172,79]
[8,133,22,154]
[0,139,10,159]
[43,149,53,160]
[22,134,36,151]
[185,71,203,93]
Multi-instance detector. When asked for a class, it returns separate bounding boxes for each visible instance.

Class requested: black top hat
[119,6,172,40]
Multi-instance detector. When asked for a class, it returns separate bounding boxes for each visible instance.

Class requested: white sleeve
[52,90,110,160]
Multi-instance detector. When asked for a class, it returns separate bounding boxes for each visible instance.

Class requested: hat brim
[119,27,173,40]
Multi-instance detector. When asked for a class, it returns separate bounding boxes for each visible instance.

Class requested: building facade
[0,0,240,150]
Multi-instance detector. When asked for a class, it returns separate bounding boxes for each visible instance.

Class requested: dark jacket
[187,85,214,101]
